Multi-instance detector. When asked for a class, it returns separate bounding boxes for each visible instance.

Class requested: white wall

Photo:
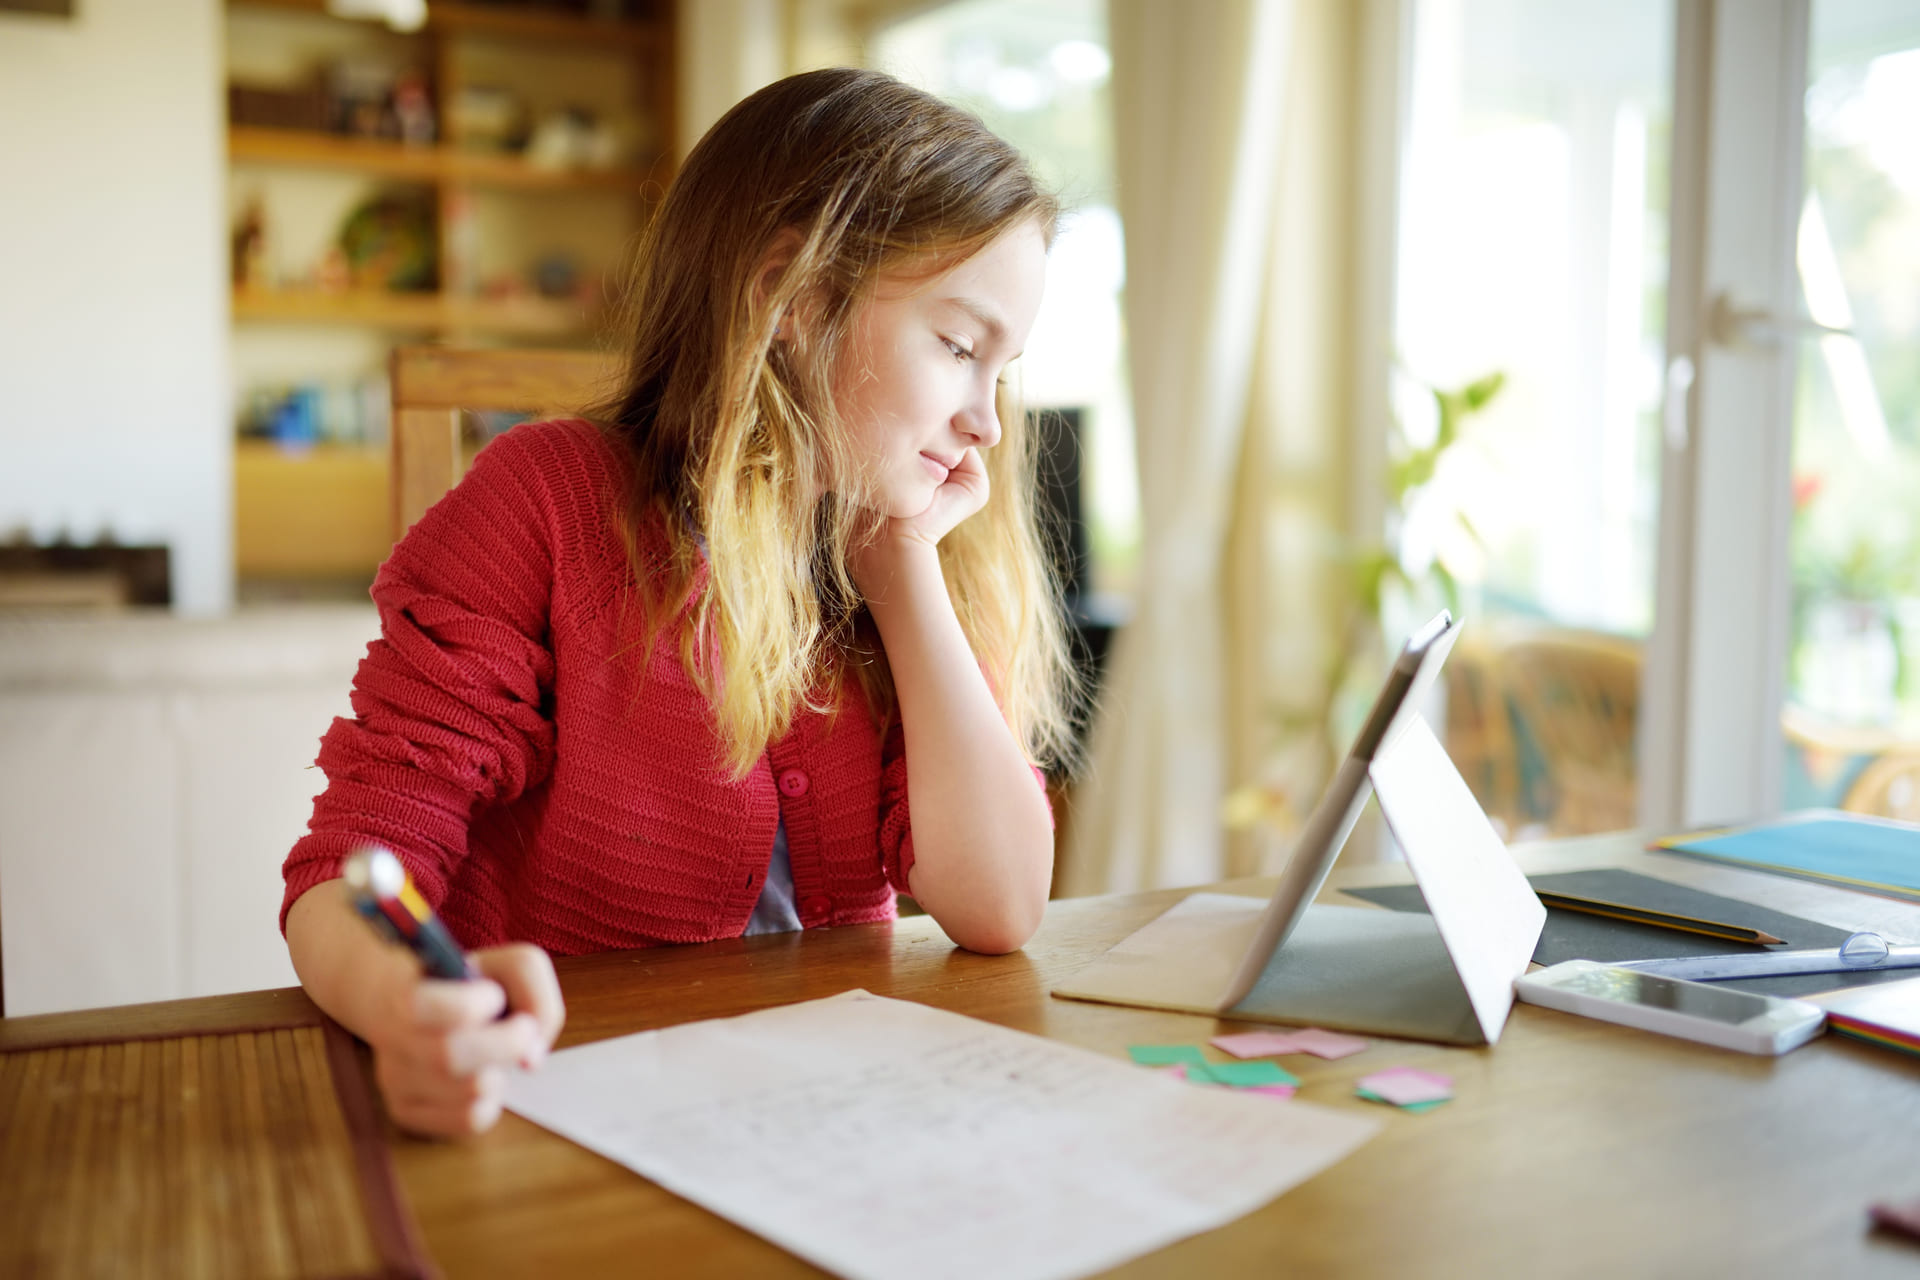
[0,0,232,614]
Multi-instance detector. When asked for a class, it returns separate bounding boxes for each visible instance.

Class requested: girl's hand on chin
[851,447,989,597]
[906,446,990,545]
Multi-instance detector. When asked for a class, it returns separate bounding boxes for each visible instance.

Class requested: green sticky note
[1356,1087,1450,1113]
[1195,1060,1300,1088]
[1129,1044,1207,1066]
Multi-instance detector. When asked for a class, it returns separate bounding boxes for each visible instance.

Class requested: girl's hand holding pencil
[286,848,566,1139]
[341,847,566,1138]
[362,942,563,1139]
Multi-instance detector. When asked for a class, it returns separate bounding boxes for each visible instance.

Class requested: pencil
[1535,891,1784,946]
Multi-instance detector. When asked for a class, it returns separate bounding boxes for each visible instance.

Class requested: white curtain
[1061,0,1296,895]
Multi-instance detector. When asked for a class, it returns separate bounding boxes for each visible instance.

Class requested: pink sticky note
[1210,1031,1303,1059]
[1158,1064,1189,1079]
[1358,1066,1453,1106]
[1243,1084,1297,1099]
[1290,1028,1369,1060]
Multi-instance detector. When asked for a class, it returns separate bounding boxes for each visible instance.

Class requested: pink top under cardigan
[280,417,941,953]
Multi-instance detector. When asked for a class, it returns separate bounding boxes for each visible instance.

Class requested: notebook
[1653,811,1920,904]
[1052,613,1546,1046]
[1820,974,1920,1059]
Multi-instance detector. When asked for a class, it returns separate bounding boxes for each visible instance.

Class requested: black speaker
[1029,406,1125,773]
[1032,407,1089,604]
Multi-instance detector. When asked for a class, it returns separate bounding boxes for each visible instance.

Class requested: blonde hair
[595,68,1076,778]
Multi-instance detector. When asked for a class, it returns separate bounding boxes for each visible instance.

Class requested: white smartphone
[1514,959,1826,1055]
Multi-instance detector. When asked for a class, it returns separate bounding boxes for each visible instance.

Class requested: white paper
[1370,717,1547,1043]
[507,990,1378,1280]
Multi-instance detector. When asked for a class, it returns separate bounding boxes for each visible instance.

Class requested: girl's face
[832,220,1048,520]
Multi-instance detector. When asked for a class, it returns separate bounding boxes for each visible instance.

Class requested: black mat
[1343,868,1917,999]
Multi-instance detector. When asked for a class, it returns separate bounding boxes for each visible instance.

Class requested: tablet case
[1053,718,1546,1046]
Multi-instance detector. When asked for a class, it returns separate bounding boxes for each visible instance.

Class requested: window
[1392,0,1674,838]
[1394,0,1673,636]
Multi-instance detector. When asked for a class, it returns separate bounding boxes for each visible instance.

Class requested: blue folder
[1654,810,1920,904]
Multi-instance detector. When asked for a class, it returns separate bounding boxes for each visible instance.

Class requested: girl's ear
[754,228,807,341]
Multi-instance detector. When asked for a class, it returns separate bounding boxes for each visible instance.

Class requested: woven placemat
[0,1019,433,1278]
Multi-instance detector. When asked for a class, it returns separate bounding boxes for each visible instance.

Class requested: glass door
[1643,0,1920,831]
[1782,4,1920,821]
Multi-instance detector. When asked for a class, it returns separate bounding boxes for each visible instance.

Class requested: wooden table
[6,833,1920,1277]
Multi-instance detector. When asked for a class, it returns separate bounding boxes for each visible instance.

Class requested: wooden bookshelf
[225,1,672,579]
[230,0,670,51]
[232,288,594,336]
[233,441,391,577]
[229,125,652,191]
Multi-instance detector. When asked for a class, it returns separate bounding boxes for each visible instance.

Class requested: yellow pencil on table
[1535,890,1784,946]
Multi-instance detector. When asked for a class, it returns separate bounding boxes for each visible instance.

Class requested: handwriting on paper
[509,991,1380,1280]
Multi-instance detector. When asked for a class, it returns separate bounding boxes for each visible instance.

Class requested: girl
[280,68,1075,1137]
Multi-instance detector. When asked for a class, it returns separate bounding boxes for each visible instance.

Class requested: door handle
[1707,292,1852,348]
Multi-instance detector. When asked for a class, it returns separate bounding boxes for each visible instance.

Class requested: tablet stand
[1227,717,1546,1045]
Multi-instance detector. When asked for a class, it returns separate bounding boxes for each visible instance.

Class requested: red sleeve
[279,426,567,931]
[877,721,1054,899]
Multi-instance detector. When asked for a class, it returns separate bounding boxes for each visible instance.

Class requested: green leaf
[1891,614,1914,704]
[1462,370,1506,410]
[1431,561,1461,615]
[1455,509,1489,551]
[1432,390,1461,452]
[1389,450,1441,499]
[1352,549,1398,618]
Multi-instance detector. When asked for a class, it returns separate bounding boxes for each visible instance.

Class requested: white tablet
[1217,611,1459,1008]
[1053,608,1544,1046]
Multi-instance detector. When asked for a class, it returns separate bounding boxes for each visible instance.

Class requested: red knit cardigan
[281,417,937,953]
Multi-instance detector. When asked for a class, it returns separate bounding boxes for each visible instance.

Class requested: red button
[777,769,810,797]
[801,895,830,917]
